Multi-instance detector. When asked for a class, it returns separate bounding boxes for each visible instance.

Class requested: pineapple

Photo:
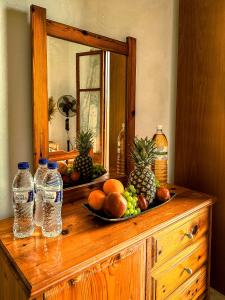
[74,130,94,181]
[129,137,157,204]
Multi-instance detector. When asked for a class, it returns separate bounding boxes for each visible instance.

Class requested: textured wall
[0,0,178,219]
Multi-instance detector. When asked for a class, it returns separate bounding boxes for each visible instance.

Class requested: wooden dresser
[0,186,213,300]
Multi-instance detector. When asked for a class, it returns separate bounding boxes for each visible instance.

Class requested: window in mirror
[76,51,104,164]
[79,91,101,155]
[79,53,101,89]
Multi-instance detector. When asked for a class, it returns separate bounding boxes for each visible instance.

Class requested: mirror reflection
[47,36,126,186]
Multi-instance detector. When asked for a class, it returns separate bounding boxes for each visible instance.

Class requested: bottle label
[13,191,34,204]
[44,191,62,203]
[154,147,168,160]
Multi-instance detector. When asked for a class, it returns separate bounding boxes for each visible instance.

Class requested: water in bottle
[12,162,34,238]
[152,125,168,187]
[117,123,126,175]
[34,158,48,226]
[42,162,63,237]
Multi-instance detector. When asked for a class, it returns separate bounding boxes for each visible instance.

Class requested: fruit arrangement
[86,178,172,220]
[58,160,107,186]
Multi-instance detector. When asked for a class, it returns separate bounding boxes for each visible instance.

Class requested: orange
[103,179,124,195]
[88,190,106,210]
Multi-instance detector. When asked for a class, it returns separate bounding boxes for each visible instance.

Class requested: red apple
[103,192,127,218]
[156,187,170,202]
[137,194,148,211]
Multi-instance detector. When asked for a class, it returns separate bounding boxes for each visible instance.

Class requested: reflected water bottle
[42,162,63,237]
[117,123,126,175]
[12,162,34,238]
[34,158,48,226]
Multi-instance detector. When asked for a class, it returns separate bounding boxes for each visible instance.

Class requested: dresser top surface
[0,186,213,296]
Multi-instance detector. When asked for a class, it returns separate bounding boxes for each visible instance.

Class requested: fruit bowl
[82,192,176,222]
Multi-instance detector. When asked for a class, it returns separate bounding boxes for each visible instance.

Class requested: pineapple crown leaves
[130,136,157,167]
[76,130,94,155]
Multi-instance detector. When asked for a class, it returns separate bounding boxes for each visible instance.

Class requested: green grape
[137,208,141,214]
[129,185,136,194]
[155,177,160,188]
[127,196,133,202]
[127,202,132,209]
[124,211,129,217]
[131,198,136,205]
[129,208,134,215]
[124,191,130,198]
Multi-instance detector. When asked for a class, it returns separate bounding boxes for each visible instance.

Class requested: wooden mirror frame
[31,5,136,202]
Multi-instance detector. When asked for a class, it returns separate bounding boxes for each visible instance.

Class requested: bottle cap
[39,158,48,165]
[157,125,163,130]
[18,162,29,169]
[48,162,58,169]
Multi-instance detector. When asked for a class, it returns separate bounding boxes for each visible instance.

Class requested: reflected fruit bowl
[62,165,107,188]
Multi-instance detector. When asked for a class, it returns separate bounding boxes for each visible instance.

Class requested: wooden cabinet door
[176,0,225,294]
[44,241,146,300]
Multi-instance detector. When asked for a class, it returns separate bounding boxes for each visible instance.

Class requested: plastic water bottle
[12,162,34,238]
[152,125,168,187]
[34,158,48,226]
[42,162,63,237]
[117,123,126,175]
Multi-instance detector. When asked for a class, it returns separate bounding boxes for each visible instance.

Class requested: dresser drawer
[151,208,209,267]
[167,265,207,300]
[151,236,208,299]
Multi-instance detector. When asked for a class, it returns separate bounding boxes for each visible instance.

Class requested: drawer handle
[184,267,193,275]
[184,232,193,239]
[184,225,199,239]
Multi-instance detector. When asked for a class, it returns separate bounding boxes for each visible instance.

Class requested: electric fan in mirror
[57,95,77,152]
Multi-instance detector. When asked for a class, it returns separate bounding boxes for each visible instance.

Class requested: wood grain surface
[175,0,225,294]
[0,247,28,300]
[126,37,136,174]
[31,5,48,170]
[0,186,213,297]
[46,19,128,55]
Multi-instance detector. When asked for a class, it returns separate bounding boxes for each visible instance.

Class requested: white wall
[0,0,178,219]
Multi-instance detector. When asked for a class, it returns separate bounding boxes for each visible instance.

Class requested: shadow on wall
[6,8,33,205]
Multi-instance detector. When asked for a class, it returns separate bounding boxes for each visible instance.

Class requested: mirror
[47,36,127,183]
[31,5,136,201]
